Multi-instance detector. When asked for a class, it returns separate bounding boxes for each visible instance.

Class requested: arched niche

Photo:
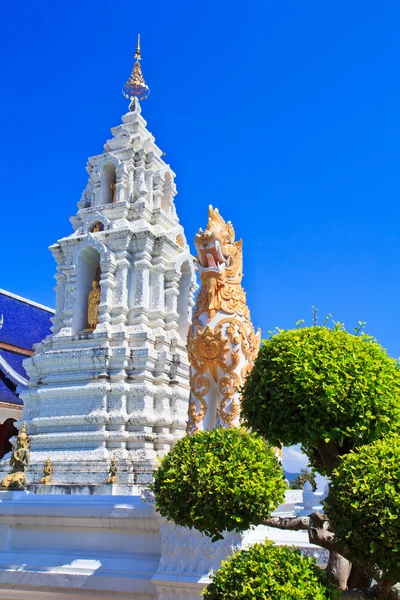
[161,172,173,213]
[99,161,117,205]
[0,418,17,460]
[177,260,193,343]
[72,245,101,333]
[90,221,104,233]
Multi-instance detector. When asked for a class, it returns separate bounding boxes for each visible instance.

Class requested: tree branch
[262,515,310,530]
[263,511,386,591]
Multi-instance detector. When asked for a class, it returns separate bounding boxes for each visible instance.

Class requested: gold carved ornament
[186,318,259,433]
[187,207,261,434]
[0,422,30,490]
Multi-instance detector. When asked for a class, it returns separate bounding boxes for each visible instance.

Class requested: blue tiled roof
[0,290,53,406]
[0,291,53,349]
[0,378,22,405]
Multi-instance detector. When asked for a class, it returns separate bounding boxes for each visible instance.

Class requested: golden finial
[122,34,150,105]
[135,34,141,61]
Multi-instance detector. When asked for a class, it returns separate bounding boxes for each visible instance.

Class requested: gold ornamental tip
[135,34,141,61]
[122,34,150,104]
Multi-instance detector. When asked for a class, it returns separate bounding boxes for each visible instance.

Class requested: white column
[112,250,131,328]
[97,257,116,331]
[164,270,180,333]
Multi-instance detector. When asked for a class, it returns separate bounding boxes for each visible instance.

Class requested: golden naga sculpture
[88,280,101,329]
[106,456,118,484]
[187,206,260,434]
[40,458,52,485]
[0,423,30,490]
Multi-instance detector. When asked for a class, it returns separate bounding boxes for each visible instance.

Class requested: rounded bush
[242,327,400,450]
[204,542,339,600]
[153,428,285,540]
[325,435,400,580]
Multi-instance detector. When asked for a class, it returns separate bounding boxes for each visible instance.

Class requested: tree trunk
[379,579,397,600]
[326,550,350,590]
[348,564,372,590]
[315,438,341,475]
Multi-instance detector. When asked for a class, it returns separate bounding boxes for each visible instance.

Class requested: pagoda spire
[122,34,150,106]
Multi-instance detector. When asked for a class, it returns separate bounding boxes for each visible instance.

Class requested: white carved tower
[13,41,197,492]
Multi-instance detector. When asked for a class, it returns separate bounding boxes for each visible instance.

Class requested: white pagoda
[14,37,196,493]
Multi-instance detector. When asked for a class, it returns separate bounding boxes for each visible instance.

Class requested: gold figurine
[106,456,118,484]
[40,458,52,485]
[91,222,103,233]
[0,423,30,490]
[88,280,101,329]
[110,181,117,203]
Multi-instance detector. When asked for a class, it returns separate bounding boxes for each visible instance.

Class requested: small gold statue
[88,280,101,329]
[106,456,118,484]
[40,458,52,485]
[176,234,185,248]
[0,423,30,490]
[91,222,103,233]
[110,181,117,203]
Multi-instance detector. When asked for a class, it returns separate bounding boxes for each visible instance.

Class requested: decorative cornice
[0,342,33,357]
[0,400,22,411]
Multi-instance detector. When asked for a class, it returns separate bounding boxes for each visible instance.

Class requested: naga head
[195,206,242,284]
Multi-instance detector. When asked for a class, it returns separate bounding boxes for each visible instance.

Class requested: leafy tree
[241,327,400,472]
[154,325,400,599]
[290,467,317,492]
[204,542,339,600]
[325,435,400,591]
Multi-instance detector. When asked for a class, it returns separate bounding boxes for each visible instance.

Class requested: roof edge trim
[0,289,55,314]
[0,354,28,387]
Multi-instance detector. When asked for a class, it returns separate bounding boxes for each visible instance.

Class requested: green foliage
[325,435,400,580]
[290,468,317,492]
[152,428,285,541]
[241,326,400,454]
[203,542,340,600]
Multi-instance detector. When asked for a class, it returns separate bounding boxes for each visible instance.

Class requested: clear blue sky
[2,0,400,360]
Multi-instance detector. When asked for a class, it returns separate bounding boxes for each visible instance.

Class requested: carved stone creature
[187,206,260,433]
[0,423,30,490]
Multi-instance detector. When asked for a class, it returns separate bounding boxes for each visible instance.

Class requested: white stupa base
[0,491,327,600]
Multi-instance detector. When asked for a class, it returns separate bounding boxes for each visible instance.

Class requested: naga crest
[187,206,261,434]
[194,206,247,321]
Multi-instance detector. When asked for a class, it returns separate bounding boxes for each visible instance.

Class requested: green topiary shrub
[325,434,400,582]
[153,427,285,540]
[204,542,340,599]
[242,327,400,452]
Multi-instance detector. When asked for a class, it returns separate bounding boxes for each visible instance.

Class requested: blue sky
[2,1,400,480]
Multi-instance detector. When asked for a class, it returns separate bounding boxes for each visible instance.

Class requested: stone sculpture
[0,423,30,490]
[186,206,260,433]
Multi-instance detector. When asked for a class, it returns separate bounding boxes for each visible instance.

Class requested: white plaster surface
[0,491,325,600]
